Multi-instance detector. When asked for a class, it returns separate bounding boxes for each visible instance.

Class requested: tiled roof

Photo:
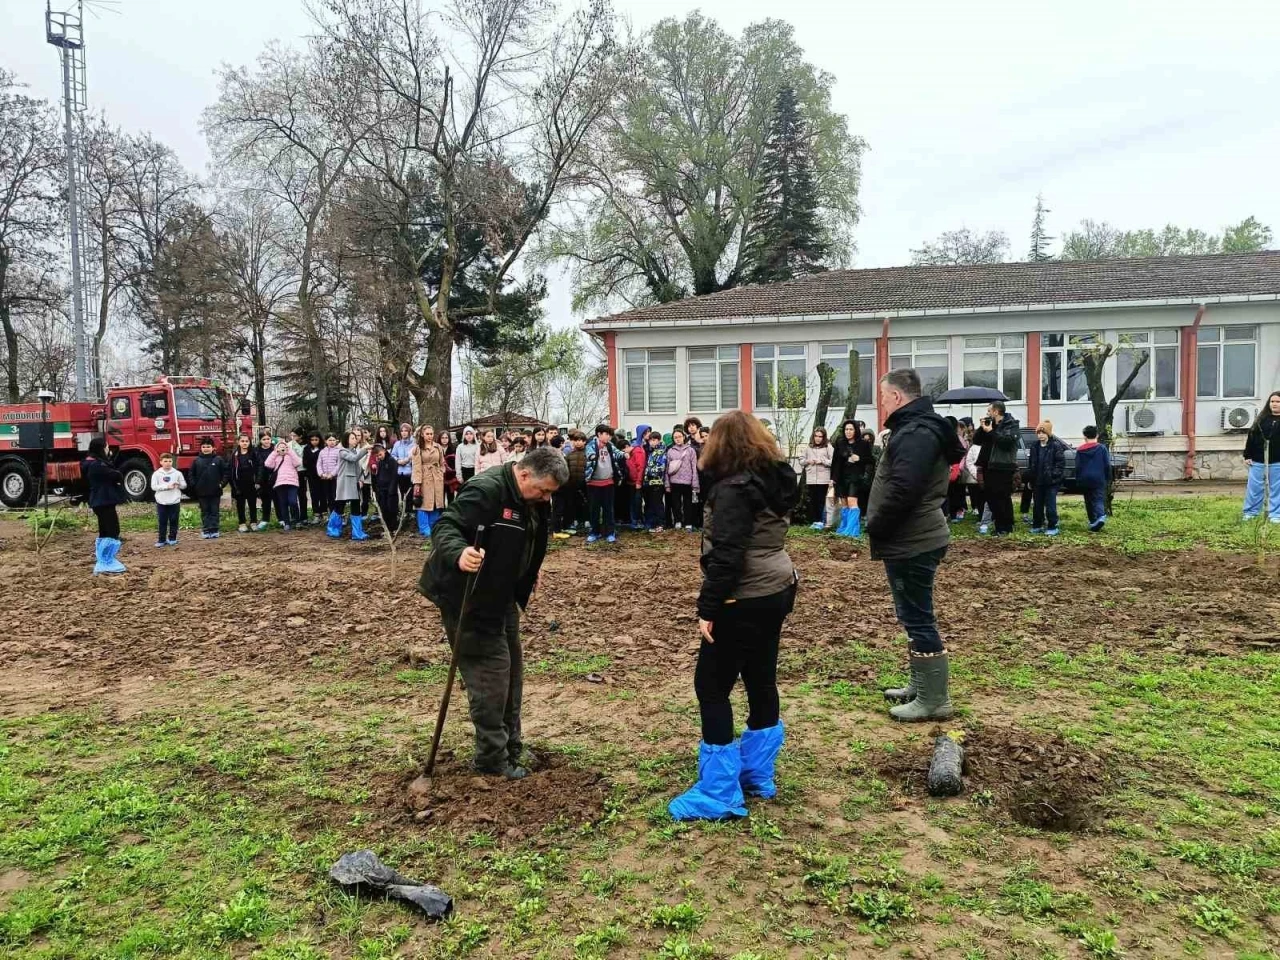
[449,412,555,432]
[584,251,1280,327]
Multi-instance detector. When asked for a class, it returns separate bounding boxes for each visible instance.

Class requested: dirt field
[1,515,1278,959]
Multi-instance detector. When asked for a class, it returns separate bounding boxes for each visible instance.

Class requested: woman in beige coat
[411,425,446,516]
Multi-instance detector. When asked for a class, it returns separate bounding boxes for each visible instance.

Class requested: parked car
[1013,429,1131,493]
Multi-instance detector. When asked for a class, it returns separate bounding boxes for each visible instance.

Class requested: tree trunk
[419,324,453,430]
[252,323,267,427]
[0,249,18,403]
[842,349,861,424]
[93,243,111,392]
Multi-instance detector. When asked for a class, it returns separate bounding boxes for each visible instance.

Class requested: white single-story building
[581,251,1280,481]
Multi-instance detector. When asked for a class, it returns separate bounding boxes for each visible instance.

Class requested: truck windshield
[173,387,224,421]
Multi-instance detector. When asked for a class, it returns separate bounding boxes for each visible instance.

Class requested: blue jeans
[1082,484,1106,524]
[275,485,300,525]
[882,547,947,655]
[1032,483,1059,529]
[156,502,180,541]
[1243,462,1280,519]
[198,495,220,534]
[587,484,615,536]
[631,487,643,527]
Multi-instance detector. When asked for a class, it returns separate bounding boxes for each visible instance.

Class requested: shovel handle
[425,525,485,777]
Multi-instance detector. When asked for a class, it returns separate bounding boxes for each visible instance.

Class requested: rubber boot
[326,510,343,538]
[350,515,369,541]
[739,723,785,799]
[95,537,127,575]
[883,650,918,702]
[889,653,954,722]
[668,741,748,821]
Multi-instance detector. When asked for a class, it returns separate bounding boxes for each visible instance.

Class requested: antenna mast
[46,0,96,401]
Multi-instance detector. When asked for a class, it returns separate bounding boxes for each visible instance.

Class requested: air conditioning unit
[1222,404,1259,432]
[1124,406,1161,435]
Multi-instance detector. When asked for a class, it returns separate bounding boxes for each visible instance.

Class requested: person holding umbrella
[417,447,568,779]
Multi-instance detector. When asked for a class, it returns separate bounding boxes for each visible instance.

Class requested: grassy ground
[1,496,1278,959]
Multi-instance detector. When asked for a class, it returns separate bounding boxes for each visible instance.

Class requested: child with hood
[84,437,128,573]
[1075,425,1111,531]
[191,436,228,539]
[264,439,304,530]
[455,426,479,483]
[1242,391,1280,523]
[642,431,668,531]
[627,426,650,529]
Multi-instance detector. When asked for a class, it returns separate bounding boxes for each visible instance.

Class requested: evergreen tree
[1029,193,1053,262]
[743,87,828,284]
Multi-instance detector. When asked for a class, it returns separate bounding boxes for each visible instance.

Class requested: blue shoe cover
[94,537,127,574]
[350,515,369,541]
[417,509,432,536]
[326,511,343,538]
[845,507,861,537]
[668,741,747,821]
[739,722,785,799]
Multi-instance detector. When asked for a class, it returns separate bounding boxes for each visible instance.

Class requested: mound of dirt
[397,751,608,841]
[875,725,1114,832]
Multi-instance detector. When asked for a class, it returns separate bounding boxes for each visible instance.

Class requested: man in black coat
[419,448,568,779]
[865,368,965,722]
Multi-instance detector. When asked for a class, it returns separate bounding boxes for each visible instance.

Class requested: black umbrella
[936,386,1007,403]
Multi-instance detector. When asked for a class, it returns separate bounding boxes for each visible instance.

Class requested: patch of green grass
[649,901,704,932]
[1188,895,1241,937]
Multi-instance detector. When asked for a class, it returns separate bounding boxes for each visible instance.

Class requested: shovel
[424,524,485,777]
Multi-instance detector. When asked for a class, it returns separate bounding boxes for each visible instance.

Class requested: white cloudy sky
[3,0,1279,330]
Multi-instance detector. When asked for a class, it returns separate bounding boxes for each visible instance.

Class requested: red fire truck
[0,376,253,508]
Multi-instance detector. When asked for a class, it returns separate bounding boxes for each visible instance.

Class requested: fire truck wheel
[0,458,37,509]
[118,458,153,503]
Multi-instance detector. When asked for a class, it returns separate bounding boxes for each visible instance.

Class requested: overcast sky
[4,0,1279,330]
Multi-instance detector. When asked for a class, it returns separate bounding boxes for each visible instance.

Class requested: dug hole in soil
[393,749,609,842]
[875,724,1116,832]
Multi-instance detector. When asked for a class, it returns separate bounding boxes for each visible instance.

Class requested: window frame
[1115,329,1180,402]
[686,345,740,412]
[819,340,877,409]
[1041,332,1098,403]
[624,348,677,414]
[961,334,1025,401]
[888,337,950,399]
[1196,325,1258,400]
[753,343,808,409]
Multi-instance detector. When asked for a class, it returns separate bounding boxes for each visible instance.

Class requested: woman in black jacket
[84,437,128,574]
[253,431,276,529]
[831,419,873,534]
[228,434,260,532]
[669,411,799,822]
[1243,391,1280,521]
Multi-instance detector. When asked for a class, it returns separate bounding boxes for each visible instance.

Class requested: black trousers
[375,484,400,532]
[440,602,523,772]
[234,493,258,525]
[256,481,273,522]
[296,473,309,520]
[985,469,1015,534]
[587,484,615,536]
[156,502,180,541]
[695,585,796,745]
[883,547,946,655]
[308,474,330,515]
[461,466,475,484]
[643,485,666,528]
[359,484,371,517]
[668,483,694,527]
[93,505,120,540]
[198,494,221,534]
[967,483,985,518]
[1020,484,1033,516]
[947,481,967,517]
[806,484,827,524]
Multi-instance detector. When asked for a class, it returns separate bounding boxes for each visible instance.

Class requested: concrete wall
[606,301,1280,478]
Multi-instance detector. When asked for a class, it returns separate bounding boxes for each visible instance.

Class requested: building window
[1041,333,1096,402]
[1117,330,1179,401]
[888,338,949,399]
[1197,326,1257,399]
[754,344,807,408]
[961,335,1024,401]
[624,348,677,414]
[688,346,739,411]
[819,341,876,408]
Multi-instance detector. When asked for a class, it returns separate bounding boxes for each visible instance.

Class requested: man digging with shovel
[418,447,567,779]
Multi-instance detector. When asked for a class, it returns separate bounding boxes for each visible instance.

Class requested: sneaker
[166,539,179,546]
[687,526,699,533]
[282,523,292,532]
[978,523,989,535]
[155,540,166,548]
[674,522,683,530]
[651,526,664,534]
[254,521,268,531]
[586,534,599,544]
[606,534,617,544]
[210,531,220,539]
[1243,513,1259,522]
[1030,527,1044,534]
[1020,514,1032,524]
[238,524,249,533]
[810,521,824,530]
[200,532,213,540]
[1046,528,1060,536]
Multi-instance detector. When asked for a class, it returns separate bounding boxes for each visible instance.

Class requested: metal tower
[46,1,96,401]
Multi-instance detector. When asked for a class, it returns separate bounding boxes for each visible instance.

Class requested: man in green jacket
[419,448,568,778]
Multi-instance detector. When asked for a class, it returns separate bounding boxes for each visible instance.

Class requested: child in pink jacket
[264,440,304,530]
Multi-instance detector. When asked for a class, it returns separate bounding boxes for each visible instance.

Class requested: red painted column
[603,332,619,427]
[1026,332,1041,427]
[1181,306,1206,479]
[875,318,890,429]
[739,343,753,412]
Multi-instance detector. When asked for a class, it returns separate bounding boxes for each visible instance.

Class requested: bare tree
[206,41,376,432]
[0,69,64,402]
[315,0,628,428]
[1077,339,1149,511]
[910,228,1009,266]
[80,117,133,390]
